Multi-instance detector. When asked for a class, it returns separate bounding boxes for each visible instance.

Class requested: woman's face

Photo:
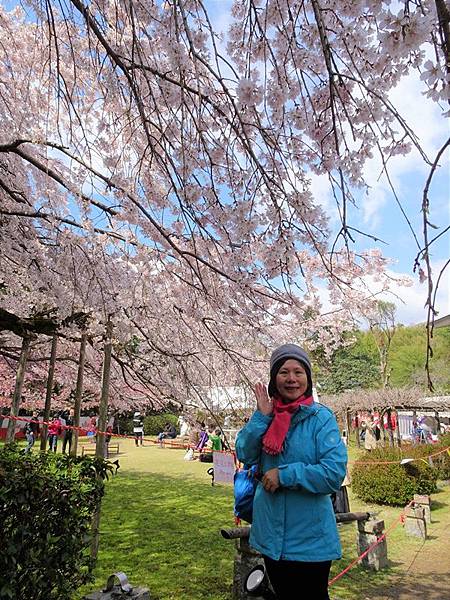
[275,359,308,402]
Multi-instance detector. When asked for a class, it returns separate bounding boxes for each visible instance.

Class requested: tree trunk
[434,410,441,435]
[345,408,352,441]
[90,318,113,563]
[71,333,87,457]
[96,319,112,460]
[40,334,58,451]
[435,0,450,79]
[6,336,31,443]
[354,413,361,448]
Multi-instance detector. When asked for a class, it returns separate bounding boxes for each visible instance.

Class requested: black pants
[263,556,331,600]
[62,432,72,454]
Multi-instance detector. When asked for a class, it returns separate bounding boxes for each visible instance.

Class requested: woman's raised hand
[254,382,273,416]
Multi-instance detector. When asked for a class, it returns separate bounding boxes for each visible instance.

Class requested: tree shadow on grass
[369,571,450,599]
[430,499,448,510]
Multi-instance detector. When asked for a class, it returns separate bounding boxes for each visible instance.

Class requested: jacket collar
[291,402,319,424]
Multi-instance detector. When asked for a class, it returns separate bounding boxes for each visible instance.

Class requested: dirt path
[369,486,450,600]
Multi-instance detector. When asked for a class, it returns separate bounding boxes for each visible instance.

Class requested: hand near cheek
[262,468,280,493]
[254,382,273,416]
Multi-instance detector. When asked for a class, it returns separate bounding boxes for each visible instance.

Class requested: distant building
[190,385,254,412]
[434,314,450,328]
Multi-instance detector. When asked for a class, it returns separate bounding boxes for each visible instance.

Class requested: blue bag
[233,464,259,523]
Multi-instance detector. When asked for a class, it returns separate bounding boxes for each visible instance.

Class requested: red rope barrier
[328,499,415,587]
[1,414,237,453]
[2,414,162,444]
[5,415,448,462]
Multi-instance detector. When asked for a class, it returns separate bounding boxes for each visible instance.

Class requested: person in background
[86,414,97,441]
[208,427,223,451]
[62,409,74,454]
[363,416,378,451]
[48,413,62,452]
[105,424,113,445]
[195,423,209,451]
[188,421,200,449]
[157,421,177,446]
[178,415,190,437]
[236,343,347,600]
[133,411,144,446]
[24,411,40,453]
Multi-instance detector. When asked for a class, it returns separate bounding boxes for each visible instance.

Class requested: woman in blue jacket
[236,344,347,599]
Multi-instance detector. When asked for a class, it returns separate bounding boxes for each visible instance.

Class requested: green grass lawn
[5,437,449,599]
[75,439,236,599]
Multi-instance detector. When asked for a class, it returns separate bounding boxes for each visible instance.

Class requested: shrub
[0,444,116,600]
[427,436,450,480]
[351,446,438,506]
[116,415,133,435]
[143,413,179,435]
[396,438,450,481]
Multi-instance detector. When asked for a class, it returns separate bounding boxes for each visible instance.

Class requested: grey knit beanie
[270,344,311,373]
[268,344,313,398]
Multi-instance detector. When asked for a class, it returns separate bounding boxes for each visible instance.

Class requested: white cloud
[361,67,448,225]
[379,266,449,325]
[313,260,449,327]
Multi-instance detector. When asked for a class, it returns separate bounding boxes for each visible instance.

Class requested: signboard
[213,451,236,484]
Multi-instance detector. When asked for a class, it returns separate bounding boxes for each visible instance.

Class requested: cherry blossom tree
[1,0,448,410]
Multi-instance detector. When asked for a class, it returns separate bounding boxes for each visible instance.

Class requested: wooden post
[40,334,58,451]
[91,317,113,563]
[355,412,361,448]
[345,408,352,442]
[395,410,402,447]
[6,336,31,443]
[434,410,440,435]
[71,332,87,457]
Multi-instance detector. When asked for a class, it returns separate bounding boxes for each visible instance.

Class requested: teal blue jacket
[235,403,347,562]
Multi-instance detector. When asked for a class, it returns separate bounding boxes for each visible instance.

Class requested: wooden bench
[106,443,120,456]
[81,443,120,457]
[81,445,96,456]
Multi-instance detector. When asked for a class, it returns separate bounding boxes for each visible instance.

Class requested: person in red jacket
[48,414,62,452]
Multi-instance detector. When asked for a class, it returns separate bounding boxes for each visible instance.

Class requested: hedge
[0,444,116,600]
[116,413,179,436]
[143,413,179,436]
[351,446,438,506]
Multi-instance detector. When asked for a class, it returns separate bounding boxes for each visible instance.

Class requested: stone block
[356,532,388,571]
[233,537,267,600]
[414,494,430,505]
[413,494,431,524]
[404,505,425,519]
[404,516,427,539]
[357,519,385,535]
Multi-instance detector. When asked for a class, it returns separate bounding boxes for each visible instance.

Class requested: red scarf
[262,395,313,455]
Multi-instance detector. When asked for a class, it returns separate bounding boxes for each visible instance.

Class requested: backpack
[199,452,213,463]
[233,464,259,524]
